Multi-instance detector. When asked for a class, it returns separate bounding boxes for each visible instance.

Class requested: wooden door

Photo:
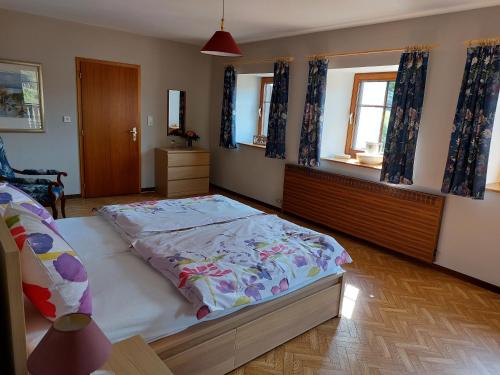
[77,58,141,198]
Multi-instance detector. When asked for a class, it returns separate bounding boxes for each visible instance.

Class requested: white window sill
[321,157,382,170]
[238,142,266,150]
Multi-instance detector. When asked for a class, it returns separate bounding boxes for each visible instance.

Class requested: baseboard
[212,184,499,294]
[209,184,280,211]
[65,187,156,198]
[64,194,82,199]
[65,183,499,293]
[285,210,500,294]
[431,263,500,294]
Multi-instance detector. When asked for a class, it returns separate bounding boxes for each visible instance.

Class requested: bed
[1,195,349,375]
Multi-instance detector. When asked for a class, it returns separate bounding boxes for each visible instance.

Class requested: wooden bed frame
[0,217,345,375]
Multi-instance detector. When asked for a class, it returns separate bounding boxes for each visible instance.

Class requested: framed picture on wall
[0,59,44,132]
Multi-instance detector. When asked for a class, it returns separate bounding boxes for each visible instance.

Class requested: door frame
[75,57,142,198]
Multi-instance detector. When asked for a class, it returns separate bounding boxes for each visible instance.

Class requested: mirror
[167,89,186,135]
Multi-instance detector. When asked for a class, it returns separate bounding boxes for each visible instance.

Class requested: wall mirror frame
[167,89,186,135]
[0,59,45,133]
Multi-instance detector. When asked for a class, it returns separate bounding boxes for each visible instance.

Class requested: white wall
[209,6,500,286]
[322,69,354,158]
[235,75,260,144]
[0,9,212,194]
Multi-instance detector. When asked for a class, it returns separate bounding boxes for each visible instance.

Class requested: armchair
[0,137,67,218]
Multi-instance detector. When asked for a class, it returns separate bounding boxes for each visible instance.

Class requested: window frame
[256,76,274,139]
[344,72,397,157]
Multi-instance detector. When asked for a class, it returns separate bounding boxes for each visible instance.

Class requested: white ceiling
[1,0,499,45]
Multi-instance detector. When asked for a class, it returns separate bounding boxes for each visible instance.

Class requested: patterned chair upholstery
[0,137,67,218]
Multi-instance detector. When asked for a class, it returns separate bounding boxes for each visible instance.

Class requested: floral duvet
[133,214,352,320]
[98,195,263,242]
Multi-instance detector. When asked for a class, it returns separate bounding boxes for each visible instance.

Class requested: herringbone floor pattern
[65,192,500,375]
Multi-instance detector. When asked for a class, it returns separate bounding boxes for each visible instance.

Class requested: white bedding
[25,215,345,351]
[98,194,263,243]
[133,214,351,319]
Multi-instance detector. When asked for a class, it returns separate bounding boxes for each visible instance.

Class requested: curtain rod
[305,44,439,60]
[225,56,294,66]
[465,37,500,47]
[222,39,497,66]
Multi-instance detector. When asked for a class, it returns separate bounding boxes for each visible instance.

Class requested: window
[345,72,397,157]
[235,73,273,147]
[256,77,273,142]
[485,97,500,188]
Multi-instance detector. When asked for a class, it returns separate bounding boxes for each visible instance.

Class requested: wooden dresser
[155,147,210,198]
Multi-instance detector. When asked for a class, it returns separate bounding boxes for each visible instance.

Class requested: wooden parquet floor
[65,192,500,375]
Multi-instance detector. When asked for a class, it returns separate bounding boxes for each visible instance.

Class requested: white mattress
[26,216,202,350]
[26,215,343,351]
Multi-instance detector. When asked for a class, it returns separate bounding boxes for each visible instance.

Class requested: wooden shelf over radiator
[282,164,445,263]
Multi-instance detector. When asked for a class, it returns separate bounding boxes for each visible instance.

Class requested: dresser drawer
[155,148,210,197]
[168,152,209,167]
[167,178,209,198]
[168,166,209,181]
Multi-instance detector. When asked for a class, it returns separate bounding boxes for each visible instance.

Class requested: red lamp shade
[201,30,242,57]
[28,313,112,375]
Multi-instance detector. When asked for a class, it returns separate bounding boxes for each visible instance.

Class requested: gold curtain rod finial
[404,44,437,53]
[465,37,500,47]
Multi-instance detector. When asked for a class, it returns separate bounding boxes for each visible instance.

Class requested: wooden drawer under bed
[234,285,340,367]
[156,276,343,375]
[166,330,236,375]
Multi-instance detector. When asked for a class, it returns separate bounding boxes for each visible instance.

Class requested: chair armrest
[13,168,62,176]
[13,169,67,188]
[0,176,54,185]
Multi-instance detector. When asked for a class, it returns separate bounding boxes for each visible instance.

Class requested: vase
[186,139,193,148]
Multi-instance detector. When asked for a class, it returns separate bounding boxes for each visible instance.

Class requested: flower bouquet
[183,130,200,148]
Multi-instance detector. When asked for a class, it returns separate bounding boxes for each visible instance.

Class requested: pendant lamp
[201,0,242,57]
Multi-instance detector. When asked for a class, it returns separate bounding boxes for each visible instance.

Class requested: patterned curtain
[220,65,237,149]
[265,61,290,159]
[298,59,329,167]
[441,45,500,200]
[380,51,429,184]
[0,136,15,178]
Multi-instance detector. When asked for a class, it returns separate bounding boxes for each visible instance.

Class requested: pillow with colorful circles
[4,203,91,320]
[0,183,55,225]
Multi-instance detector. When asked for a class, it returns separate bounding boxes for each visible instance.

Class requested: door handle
[130,127,138,142]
